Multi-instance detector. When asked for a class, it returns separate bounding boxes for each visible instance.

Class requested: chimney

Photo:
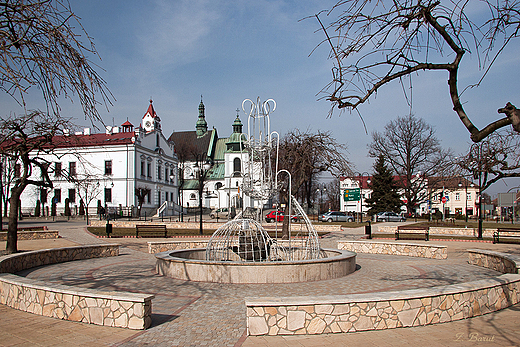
[83,128,91,135]
[63,129,70,136]
[105,126,112,135]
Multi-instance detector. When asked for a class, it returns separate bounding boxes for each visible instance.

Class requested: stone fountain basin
[155,248,356,284]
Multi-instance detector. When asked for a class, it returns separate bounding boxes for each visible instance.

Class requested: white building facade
[18,101,178,217]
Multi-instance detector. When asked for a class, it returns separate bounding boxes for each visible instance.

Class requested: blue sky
[3,0,519,198]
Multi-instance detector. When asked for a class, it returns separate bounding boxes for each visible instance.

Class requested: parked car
[376,211,406,222]
[209,208,229,219]
[265,210,298,223]
[321,211,354,223]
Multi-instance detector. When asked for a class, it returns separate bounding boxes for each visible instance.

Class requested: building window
[170,192,174,202]
[54,162,62,177]
[14,163,21,178]
[190,193,196,200]
[158,165,162,180]
[147,163,151,178]
[54,189,61,203]
[467,193,472,201]
[68,189,76,203]
[69,162,76,177]
[104,188,112,203]
[141,161,145,177]
[165,167,169,182]
[104,160,112,176]
[233,158,241,176]
[455,193,460,201]
[147,191,151,203]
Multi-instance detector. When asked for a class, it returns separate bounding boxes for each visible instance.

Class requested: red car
[265,211,298,223]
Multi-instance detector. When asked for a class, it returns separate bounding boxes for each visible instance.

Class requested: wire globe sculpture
[205,97,322,262]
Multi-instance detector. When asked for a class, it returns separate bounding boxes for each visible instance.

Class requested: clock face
[145,121,152,128]
[184,167,192,177]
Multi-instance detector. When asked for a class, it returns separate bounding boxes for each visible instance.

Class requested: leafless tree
[314,0,520,142]
[0,0,112,121]
[325,178,340,211]
[135,187,151,217]
[0,112,69,253]
[71,171,103,225]
[0,0,111,253]
[456,130,520,191]
[368,114,452,213]
[278,129,352,209]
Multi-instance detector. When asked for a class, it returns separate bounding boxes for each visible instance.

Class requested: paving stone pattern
[18,245,502,346]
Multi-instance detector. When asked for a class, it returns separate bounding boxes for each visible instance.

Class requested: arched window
[233,158,241,176]
[190,193,196,200]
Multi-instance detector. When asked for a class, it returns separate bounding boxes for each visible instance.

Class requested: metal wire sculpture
[205,97,321,262]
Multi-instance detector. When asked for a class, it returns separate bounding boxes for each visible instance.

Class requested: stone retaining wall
[246,275,520,335]
[337,240,447,259]
[245,248,520,336]
[467,249,520,274]
[377,226,495,238]
[0,230,59,241]
[0,244,154,329]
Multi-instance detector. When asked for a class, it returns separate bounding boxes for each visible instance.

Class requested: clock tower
[142,99,161,132]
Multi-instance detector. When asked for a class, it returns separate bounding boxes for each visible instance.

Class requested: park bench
[395,226,429,241]
[136,224,168,238]
[493,228,520,244]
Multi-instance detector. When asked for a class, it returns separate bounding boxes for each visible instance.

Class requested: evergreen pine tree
[365,155,402,215]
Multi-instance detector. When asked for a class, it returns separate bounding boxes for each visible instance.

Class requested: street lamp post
[469,143,486,239]
[316,184,326,215]
[354,172,370,223]
[194,155,212,235]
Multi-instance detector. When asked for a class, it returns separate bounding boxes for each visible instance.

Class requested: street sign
[441,196,448,203]
[344,188,360,201]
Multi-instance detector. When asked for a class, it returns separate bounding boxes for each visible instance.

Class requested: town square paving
[1,220,520,346]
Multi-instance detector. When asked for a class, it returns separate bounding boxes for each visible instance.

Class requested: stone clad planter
[245,246,520,336]
[337,240,447,259]
[0,244,154,330]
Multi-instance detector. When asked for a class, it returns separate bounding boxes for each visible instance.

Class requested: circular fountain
[155,97,356,283]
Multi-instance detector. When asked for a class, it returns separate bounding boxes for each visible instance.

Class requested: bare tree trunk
[6,188,22,253]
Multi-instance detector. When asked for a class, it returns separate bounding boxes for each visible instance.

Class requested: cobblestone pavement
[1,220,520,346]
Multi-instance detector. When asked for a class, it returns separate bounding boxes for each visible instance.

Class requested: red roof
[121,120,133,127]
[144,99,157,119]
[43,131,135,149]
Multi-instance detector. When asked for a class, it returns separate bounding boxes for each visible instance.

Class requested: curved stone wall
[156,248,356,284]
[468,249,520,274]
[0,244,154,330]
[246,247,520,336]
[337,240,447,259]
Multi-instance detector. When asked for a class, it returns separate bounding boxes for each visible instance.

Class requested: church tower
[142,99,161,132]
[196,96,208,137]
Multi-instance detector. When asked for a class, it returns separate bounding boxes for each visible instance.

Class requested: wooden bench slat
[396,226,429,241]
[493,228,520,244]
[136,225,168,238]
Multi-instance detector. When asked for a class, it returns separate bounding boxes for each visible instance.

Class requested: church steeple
[196,95,208,137]
[232,110,243,134]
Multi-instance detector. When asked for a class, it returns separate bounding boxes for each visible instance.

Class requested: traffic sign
[441,196,447,203]
[344,188,360,201]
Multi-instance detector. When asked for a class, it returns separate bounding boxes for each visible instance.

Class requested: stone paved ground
[1,220,520,346]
